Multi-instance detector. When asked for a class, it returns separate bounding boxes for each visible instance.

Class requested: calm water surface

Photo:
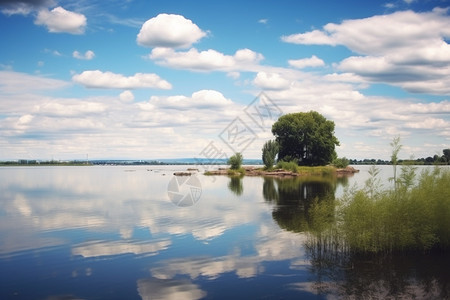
[0,165,448,299]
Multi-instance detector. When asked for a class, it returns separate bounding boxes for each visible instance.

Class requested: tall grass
[308,166,450,254]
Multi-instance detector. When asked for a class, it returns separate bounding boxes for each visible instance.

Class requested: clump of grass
[227,167,245,176]
[276,160,299,173]
[298,166,335,176]
[275,161,336,176]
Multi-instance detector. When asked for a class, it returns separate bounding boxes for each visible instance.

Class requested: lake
[0,165,448,299]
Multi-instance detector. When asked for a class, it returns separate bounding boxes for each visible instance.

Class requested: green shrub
[332,157,349,168]
[276,160,298,173]
[228,152,243,170]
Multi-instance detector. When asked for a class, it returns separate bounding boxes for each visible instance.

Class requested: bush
[228,152,243,170]
[332,157,349,168]
[276,160,299,173]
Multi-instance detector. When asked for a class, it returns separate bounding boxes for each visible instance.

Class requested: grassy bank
[308,166,450,254]
[271,161,337,175]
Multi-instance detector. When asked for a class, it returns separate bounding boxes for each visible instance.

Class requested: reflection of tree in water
[263,176,337,233]
[263,174,450,299]
[228,176,243,196]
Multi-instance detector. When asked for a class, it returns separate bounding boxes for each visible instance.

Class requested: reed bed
[307,166,450,255]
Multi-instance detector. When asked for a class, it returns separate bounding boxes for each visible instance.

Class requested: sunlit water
[0,165,448,299]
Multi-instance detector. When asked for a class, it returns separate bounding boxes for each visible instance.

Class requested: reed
[307,166,450,254]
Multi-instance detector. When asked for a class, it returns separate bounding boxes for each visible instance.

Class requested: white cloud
[405,118,449,129]
[34,100,107,117]
[137,14,207,48]
[0,70,69,93]
[288,55,325,69]
[119,90,134,103]
[258,18,268,24]
[149,90,233,110]
[73,50,95,60]
[282,29,335,45]
[282,9,450,95]
[35,6,86,34]
[404,101,450,114]
[1,69,449,160]
[72,70,172,90]
[150,47,264,72]
[253,72,290,90]
[282,9,450,55]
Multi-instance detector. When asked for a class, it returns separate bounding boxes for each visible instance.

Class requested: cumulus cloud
[288,55,325,69]
[282,29,335,45]
[282,8,450,95]
[282,9,450,55]
[72,70,172,90]
[253,72,290,90]
[35,6,86,34]
[137,13,207,48]
[150,47,264,71]
[119,90,134,102]
[73,50,95,60]
[148,90,233,110]
[405,118,449,129]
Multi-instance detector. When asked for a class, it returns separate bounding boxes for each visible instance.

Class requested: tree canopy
[271,111,339,166]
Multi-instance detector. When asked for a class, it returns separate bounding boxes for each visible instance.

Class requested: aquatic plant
[308,166,450,254]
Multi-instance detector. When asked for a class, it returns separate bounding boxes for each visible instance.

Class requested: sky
[0,0,450,161]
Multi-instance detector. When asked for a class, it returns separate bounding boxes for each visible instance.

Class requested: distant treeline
[0,160,167,166]
[350,148,450,165]
[0,158,261,166]
[349,149,450,165]
[0,160,92,166]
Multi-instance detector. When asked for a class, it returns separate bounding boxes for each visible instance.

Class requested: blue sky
[0,0,449,161]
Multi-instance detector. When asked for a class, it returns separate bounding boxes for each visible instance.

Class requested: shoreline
[175,165,359,177]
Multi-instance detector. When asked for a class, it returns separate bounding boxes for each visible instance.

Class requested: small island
[201,111,359,178]
[204,165,359,177]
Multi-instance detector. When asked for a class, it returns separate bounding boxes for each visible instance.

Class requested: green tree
[443,149,450,163]
[332,157,349,168]
[262,140,279,169]
[228,152,243,170]
[271,111,339,166]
